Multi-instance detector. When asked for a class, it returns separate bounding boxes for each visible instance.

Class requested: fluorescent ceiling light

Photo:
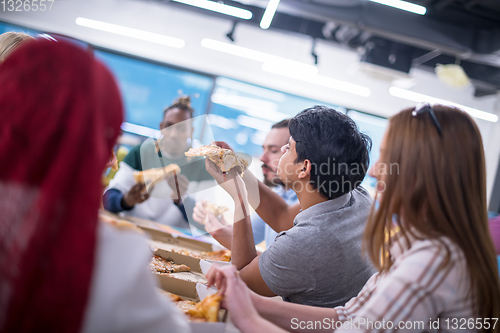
[370,0,426,15]
[389,87,498,122]
[172,0,253,20]
[263,64,371,97]
[202,38,317,75]
[212,94,279,112]
[216,77,287,102]
[75,17,185,48]
[121,122,160,137]
[260,0,281,29]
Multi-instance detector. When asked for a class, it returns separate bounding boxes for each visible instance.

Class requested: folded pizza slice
[133,164,181,189]
[204,202,229,216]
[187,293,223,322]
[185,144,248,174]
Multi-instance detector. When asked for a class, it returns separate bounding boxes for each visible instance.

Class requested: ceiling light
[236,115,274,130]
[260,0,280,29]
[171,0,253,20]
[389,87,498,122]
[75,17,185,48]
[263,64,371,97]
[202,38,317,75]
[212,94,279,112]
[370,0,426,15]
[216,77,287,102]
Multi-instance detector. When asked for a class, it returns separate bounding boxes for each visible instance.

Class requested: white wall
[2,0,499,201]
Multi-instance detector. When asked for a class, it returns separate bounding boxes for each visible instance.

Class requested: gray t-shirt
[258,187,375,308]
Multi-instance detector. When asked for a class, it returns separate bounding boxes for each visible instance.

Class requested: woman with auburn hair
[206,104,500,332]
[0,38,188,332]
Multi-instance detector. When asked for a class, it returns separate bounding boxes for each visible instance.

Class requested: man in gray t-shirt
[259,187,374,307]
[204,105,375,308]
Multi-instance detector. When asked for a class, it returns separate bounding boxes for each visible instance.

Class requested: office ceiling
[147,0,500,95]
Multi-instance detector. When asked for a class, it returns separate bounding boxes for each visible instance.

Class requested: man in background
[193,119,299,249]
[103,96,213,228]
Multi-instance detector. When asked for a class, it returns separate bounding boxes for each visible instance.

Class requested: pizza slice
[187,293,223,322]
[202,250,231,262]
[133,164,181,188]
[204,202,229,216]
[149,255,191,274]
[185,144,248,174]
[202,202,229,224]
[159,290,223,322]
[170,249,231,262]
[159,290,183,302]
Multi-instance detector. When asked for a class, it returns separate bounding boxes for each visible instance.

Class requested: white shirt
[81,223,191,333]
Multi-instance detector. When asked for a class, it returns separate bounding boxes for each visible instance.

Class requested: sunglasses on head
[412,102,442,136]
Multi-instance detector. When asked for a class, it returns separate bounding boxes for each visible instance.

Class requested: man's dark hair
[289,105,372,199]
[272,119,290,129]
[163,95,194,118]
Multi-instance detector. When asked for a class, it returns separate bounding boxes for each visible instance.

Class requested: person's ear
[297,159,312,180]
[159,121,165,130]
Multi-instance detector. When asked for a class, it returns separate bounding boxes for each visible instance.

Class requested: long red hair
[0,38,123,332]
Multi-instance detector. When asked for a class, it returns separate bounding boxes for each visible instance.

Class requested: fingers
[212,141,234,151]
[204,215,221,233]
[206,214,223,229]
[140,192,150,202]
[206,265,238,293]
[206,265,219,288]
[193,201,209,223]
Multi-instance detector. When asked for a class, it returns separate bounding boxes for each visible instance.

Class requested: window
[95,50,214,141]
[206,77,346,157]
[348,110,388,196]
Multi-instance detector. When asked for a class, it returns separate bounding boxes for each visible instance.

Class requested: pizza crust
[171,249,231,262]
[185,144,248,174]
[132,164,181,188]
[159,290,223,322]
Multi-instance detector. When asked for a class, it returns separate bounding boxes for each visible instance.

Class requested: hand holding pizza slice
[185,144,249,175]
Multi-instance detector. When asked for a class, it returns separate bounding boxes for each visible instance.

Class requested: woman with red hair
[0,38,189,332]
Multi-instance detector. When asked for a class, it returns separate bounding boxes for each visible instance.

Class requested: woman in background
[208,104,500,332]
[0,38,188,332]
[0,31,33,63]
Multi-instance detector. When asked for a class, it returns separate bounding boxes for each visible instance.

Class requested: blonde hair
[0,32,33,63]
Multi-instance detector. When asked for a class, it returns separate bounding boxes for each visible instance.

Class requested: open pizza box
[156,273,229,333]
[99,210,226,253]
[153,248,231,284]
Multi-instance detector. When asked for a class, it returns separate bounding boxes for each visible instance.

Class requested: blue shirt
[251,186,298,249]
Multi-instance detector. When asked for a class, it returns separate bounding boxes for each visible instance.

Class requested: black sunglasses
[412,102,442,136]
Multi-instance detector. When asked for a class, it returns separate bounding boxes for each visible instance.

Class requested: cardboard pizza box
[156,274,229,333]
[153,247,231,274]
[152,249,231,287]
[99,210,225,253]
